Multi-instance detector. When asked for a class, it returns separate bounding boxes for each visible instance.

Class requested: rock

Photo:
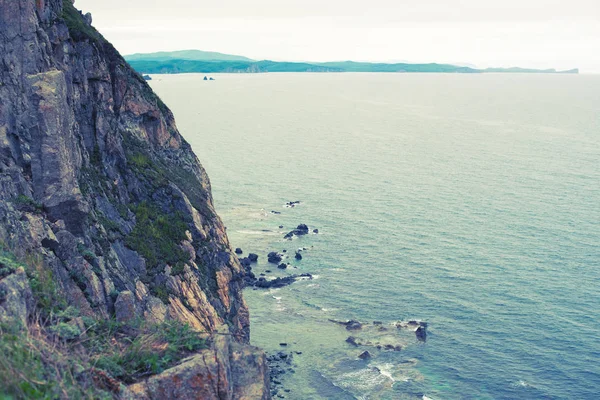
[203,76,208,80]
[277,263,287,270]
[254,273,312,289]
[279,343,288,347]
[330,319,363,330]
[384,344,402,351]
[416,326,427,341]
[265,270,272,273]
[127,334,270,399]
[271,211,281,215]
[209,77,215,81]
[0,268,34,328]
[114,291,137,323]
[268,252,283,263]
[283,224,310,239]
[296,224,309,234]
[248,253,259,262]
[346,320,363,330]
[346,336,359,347]
[358,351,371,360]
[313,229,319,234]
[235,248,243,254]
[294,252,302,260]
[142,75,152,81]
[239,257,251,268]
[279,225,284,229]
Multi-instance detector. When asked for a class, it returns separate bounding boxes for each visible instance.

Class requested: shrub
[125,202,189,276]
[89,320,206,383]
[11,195,43,213]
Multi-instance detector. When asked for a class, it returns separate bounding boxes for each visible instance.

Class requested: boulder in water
[268,252,283,263]
[416,326,427,342]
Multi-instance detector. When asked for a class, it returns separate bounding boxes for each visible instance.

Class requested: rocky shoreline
[233,208,428,398]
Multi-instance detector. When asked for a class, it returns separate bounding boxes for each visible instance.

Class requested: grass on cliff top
[1,247,207,399]
[89,319,207,383]
[0,318,207,399]
[61,0,102,43]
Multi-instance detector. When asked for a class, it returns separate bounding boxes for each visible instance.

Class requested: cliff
[0,0,269,398]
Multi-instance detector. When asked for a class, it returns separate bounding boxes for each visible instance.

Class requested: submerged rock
[416,326,427,342]
[346,336,359,347]
[329,319,364,330]
[254,274,312,289]
[358,351,372,360]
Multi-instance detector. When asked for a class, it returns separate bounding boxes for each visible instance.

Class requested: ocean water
[149,73,600,399]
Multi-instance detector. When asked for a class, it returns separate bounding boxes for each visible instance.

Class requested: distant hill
[124,50,578,75]
[484,67,579,74]
[125,50,253,62]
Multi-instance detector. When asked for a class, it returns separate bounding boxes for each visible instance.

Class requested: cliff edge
[0,0,269,398]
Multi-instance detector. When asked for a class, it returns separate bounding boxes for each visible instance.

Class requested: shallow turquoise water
[150,73,600,399]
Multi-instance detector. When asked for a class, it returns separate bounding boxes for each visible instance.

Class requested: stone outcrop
[126,332,269,400]
[0,267,34,327]
[0,0,268,398]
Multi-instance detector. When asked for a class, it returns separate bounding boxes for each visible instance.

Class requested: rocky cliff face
[0,0,268,398]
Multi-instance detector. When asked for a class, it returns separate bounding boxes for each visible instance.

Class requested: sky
[77,0,600,72]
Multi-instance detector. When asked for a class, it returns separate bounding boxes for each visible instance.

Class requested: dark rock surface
[248,253,259,262]
[330,319,364,330]
[416,326,427,341]
[268,252,283,263]
[235,247,243,254]
[254,274,313,289]
[267,350,296,398]
[283,224,311,239]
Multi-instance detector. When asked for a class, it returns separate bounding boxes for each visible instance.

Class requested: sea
[148,73,600,399]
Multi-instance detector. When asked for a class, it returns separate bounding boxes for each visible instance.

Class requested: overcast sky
[77,0,600,72]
